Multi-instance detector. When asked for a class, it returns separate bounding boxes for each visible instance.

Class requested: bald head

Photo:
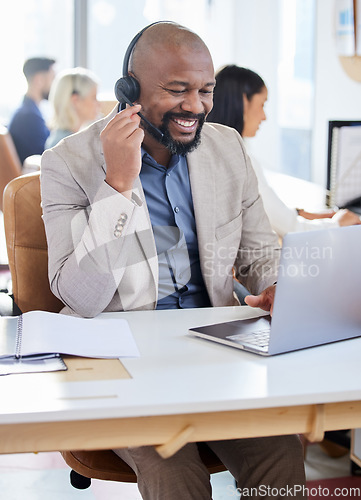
[129,22,212,76]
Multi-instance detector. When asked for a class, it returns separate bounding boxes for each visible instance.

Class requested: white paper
[20,311,140,358]
[335,125,361,206]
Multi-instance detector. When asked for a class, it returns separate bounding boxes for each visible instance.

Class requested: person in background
[45,67,100,149]
[8,57,56,164]
[207,65,361,238]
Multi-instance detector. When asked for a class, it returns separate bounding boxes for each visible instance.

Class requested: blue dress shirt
[140,150,211,310]
[8,96,50,164]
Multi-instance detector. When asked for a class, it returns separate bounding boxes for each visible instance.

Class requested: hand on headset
[100,104,144,197]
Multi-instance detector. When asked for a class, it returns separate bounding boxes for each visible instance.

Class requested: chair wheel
[70,469,92,489]
[351,460,361,476]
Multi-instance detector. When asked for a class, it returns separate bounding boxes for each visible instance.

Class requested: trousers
[113,434,306,499]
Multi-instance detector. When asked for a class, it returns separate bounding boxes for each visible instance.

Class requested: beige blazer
[41,107,280,317]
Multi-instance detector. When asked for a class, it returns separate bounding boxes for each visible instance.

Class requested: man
[8,57,55,164]
[41,22,306,499]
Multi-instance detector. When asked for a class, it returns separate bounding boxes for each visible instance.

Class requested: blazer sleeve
[41,147,156,317]
[193,123,280,300]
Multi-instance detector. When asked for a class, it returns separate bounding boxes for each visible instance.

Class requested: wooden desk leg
[155,426,195,459]
[305,404,325,443]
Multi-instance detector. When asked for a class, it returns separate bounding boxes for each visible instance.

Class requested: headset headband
[122,21,174,77]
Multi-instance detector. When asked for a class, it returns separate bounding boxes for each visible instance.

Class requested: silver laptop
[189,225,361,356]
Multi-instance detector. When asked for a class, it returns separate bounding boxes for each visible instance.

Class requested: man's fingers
[102,105,142,133]
[244,295,259,307]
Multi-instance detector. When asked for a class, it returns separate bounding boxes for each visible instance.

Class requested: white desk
[1,306,361,456]
[264,170,327,211]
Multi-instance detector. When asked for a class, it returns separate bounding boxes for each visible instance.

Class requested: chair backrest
[3,171,63,313]
[0,125,22,212]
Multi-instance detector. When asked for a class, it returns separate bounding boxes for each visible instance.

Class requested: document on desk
[0,310,140,368]
[0,353,67,376]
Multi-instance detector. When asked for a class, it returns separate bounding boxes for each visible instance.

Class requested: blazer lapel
[187,142,216,304]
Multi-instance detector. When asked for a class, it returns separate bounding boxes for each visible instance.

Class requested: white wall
[222,0,361,188]
[312,0,361,186]
[231,0,281,172]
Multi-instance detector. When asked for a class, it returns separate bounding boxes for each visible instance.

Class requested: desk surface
[1,306,361,454]
[264,170,327,211]
[2,305,361,422]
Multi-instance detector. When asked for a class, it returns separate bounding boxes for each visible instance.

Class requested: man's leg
[208,435,306,499]
[113,443,212,500]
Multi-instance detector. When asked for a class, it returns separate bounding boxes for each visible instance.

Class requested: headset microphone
[115,82,164,142]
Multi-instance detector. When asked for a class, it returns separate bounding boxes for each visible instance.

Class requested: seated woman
[46,67,100,149]
[207,65,361,238]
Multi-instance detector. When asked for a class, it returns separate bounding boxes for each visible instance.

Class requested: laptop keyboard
[227,328,271,349]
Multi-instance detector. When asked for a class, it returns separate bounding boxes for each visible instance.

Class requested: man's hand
[101,105,144,197]
[244,284,276,316]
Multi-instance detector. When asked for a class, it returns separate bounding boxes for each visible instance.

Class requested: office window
[0,0,73,126]
[278,0,316,180]
[0,0,234,123]
[0,0,315,183]
[87,0,229,99]
[87,0,151,100]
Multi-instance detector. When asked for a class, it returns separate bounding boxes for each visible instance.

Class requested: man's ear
[31,72,44,89]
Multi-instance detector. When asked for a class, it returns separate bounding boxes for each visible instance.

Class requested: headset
[114,21,171,141]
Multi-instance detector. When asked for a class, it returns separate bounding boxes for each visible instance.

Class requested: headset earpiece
[114,75,140,104]
[113,21,171,141]
[115,21,172,104]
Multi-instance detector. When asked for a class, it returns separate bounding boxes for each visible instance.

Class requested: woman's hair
[49,67,99,131]
[207,65,265,136]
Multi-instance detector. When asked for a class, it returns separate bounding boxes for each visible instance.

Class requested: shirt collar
[141,147,181,173]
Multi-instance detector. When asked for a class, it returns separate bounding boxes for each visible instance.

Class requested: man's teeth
[174,118,196,127]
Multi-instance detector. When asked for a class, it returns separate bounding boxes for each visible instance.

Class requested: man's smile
[166,113,204,136]
[172,117,198,131]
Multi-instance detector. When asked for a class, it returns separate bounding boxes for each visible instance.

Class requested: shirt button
[174,206,179,213]
[114,229,122,238]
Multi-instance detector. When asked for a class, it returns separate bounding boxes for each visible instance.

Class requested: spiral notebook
[0,310,139,375]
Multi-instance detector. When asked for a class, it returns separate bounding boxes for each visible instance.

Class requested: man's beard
[143,111,205,156]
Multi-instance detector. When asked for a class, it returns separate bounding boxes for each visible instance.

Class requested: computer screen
[326,120,361,213]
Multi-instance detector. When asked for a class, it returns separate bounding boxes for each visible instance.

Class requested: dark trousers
[114,435,306,499]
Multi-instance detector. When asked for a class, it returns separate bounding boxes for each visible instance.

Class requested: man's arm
[10,112,49,162]
[41,106,156,317]
[102,104,144,196]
